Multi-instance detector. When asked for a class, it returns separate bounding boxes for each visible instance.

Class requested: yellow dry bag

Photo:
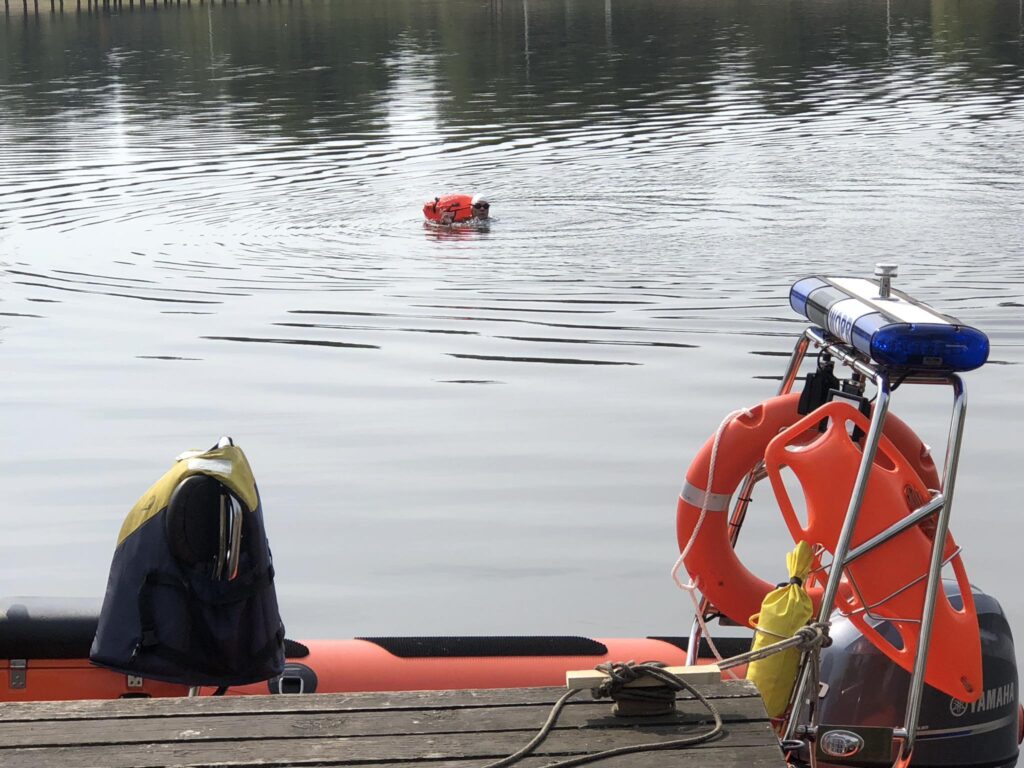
[745,541,813,717]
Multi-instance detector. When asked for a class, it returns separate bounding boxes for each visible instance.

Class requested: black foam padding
[0,597,102,659]
[0,596,310,662]
[165,475,223,567]
[647,636,752,658]
[357,636,610,658]
[283,639,310,658]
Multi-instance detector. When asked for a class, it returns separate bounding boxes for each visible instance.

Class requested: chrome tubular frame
[895,374,966,761]
[783,328,892,746]
[843,493,945,567]
[681,324,971,768]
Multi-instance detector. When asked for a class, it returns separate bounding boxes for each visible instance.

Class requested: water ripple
[1,0,1022,639]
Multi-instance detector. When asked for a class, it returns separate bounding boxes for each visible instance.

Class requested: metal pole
[843,493,945,565]
[806,327,877,380]
[784,371,891,741]
[684,616,702,667]
[897,376,967,760]
[779,333,812,397]
[876,263,898,299]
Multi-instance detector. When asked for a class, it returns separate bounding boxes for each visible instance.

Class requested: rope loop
[593,660,651,698]
[591,660,700,700]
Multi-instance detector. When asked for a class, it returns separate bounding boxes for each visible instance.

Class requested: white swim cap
[471,193,490,207]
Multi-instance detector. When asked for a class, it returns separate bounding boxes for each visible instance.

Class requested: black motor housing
[814,581,1019,768]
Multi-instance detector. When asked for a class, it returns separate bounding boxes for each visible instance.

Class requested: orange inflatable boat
[0,597,744,701]
[423,193,490,224]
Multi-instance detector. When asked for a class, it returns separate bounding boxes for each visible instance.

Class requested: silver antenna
[875,263,898,299]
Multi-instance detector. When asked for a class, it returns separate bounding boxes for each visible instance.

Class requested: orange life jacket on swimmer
[423,194,475,224]
[676,393,982,703]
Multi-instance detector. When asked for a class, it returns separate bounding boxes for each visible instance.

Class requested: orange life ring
[676,393,981,702]
[676,393,938,624]
[676,394,822,625]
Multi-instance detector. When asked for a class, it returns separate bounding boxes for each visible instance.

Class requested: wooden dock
[0,680,785,767]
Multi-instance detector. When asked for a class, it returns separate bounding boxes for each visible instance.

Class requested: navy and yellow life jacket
[90,441,285,687]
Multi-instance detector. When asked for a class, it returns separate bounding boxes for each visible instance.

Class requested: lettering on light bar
[789,276,989,372]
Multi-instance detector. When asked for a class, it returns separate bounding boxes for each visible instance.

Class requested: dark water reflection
[1,1,1023,651]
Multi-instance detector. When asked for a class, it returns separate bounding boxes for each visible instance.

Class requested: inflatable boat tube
[0,598,748,702]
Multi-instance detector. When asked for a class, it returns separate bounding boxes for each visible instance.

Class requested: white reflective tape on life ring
[679,481,732,513]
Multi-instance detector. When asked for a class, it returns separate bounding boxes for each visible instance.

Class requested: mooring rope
[478,626,829,768]
[717,622,828,670]
[479,662,724,768]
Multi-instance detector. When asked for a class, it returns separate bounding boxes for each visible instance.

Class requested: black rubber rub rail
[357,636,610,658]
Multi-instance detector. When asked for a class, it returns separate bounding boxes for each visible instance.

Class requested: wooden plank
[566,664,721,690]
[328,755,788,768]
[0,745,787,768]
[0,720,780,768]
[0,697,771,748]
[0,680,762,722]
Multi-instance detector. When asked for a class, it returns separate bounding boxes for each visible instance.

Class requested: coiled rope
[478,627,829,768]
[480,661,723,768]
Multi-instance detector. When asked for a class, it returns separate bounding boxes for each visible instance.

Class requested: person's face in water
[471,200,490,219]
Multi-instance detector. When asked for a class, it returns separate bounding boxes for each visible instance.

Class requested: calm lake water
[1,0,1022,650]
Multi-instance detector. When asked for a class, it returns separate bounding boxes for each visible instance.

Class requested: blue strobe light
[789,275,989,373]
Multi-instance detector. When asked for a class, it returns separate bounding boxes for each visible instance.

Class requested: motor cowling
[814,581,1019,768]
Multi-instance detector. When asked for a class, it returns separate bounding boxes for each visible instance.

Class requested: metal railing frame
[684,325,969,767]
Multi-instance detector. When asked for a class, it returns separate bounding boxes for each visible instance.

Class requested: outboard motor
[90,438,285,688]
[813,581,1020,768]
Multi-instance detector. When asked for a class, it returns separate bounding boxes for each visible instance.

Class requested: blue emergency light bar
[790,275,989,372]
